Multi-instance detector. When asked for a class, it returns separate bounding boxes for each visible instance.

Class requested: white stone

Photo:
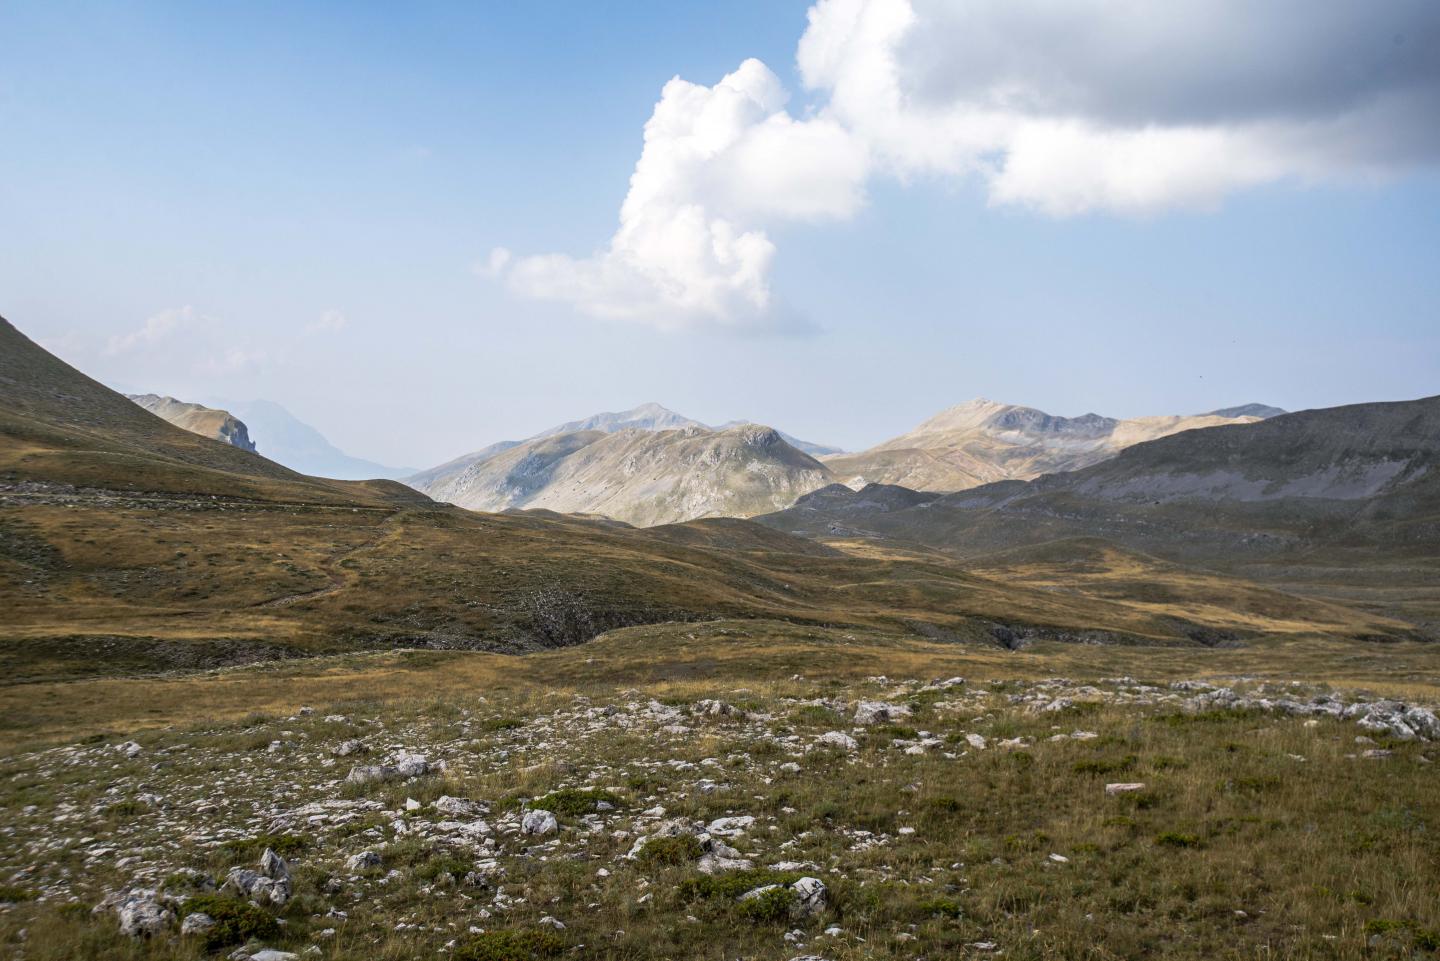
[813,731,858,752]
[522,809,558,836]
[853,701,912,725]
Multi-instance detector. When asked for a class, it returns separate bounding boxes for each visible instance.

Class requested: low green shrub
[180,894,280,950]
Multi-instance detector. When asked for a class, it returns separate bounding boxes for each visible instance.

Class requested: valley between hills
[2,313,1439,960]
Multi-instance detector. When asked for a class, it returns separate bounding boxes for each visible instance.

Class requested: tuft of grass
[1073,754,1137,775]
[636,835,705,867]
[415,853,474,884]
[0,885,36,902]
[1155,831,1202,849]
[915,896,964,918]
[103,799,147,820]
[452,929,567,961]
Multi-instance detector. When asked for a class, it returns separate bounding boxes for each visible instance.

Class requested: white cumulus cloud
[495,0,1440,328]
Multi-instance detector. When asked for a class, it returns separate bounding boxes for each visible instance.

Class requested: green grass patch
[220,832,307,861]
[452,929,567,961]
[636,834,705,867]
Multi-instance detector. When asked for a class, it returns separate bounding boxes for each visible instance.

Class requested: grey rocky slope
[409,404,843,524]
[411,403,840,492]
[126,394,257,452]
[412,423,836,527]
[819,398,1275,493]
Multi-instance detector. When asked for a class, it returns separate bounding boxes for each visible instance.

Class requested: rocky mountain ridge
[819,398,1276,493]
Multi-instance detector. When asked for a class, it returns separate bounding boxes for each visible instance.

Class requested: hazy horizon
[4,1,1438,467]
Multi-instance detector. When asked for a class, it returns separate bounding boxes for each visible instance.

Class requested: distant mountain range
[408,400,1285,526]
[817,398,1277,492]
[125,392,415,480]
[4,313,1433,656]
[761,396,1440,572]
[215,399,416,481]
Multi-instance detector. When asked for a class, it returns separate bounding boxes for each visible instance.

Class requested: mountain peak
[1206,403,1287,419]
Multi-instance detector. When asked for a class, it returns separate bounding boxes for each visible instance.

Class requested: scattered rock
[345,764,394,785]
[223,848,292,906]
[813,731,859,752]
[522,809,558,836]
[117,895,173,937]
[793,877,828,915]
[435,795,485,817]
[347,850,382,871]
[1105,782,1147,796]
[707,815,755,838]
[854,701,912,725]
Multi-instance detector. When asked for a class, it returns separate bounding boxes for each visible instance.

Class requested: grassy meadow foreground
[3,622,1440,961]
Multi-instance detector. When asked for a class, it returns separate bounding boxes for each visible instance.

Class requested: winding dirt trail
[259,511,409,609]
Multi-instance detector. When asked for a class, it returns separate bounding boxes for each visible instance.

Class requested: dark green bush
[180,895,280,950]
[678,869,806,902]
[736,886,793,923]
[529,787,622,815]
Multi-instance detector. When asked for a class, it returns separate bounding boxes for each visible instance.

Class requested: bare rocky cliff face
[820,398,1274,492]
[126,394,257,452]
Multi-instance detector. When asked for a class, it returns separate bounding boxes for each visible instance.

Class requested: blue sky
[3,1,1437,467]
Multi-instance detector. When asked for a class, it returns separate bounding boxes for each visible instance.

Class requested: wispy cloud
[105,306,197,355]
[307,309,348,335]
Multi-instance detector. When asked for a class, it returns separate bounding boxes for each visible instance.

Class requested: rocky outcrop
[127,394,257,452]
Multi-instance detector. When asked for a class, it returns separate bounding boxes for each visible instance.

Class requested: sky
[3,0,1438,468]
